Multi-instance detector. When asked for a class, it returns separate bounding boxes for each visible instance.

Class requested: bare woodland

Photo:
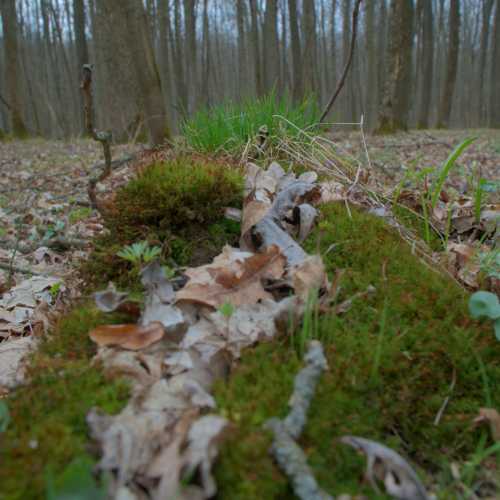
[0,0,500,142]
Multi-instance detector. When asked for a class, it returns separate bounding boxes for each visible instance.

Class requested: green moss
[0,305,131,500]
[214,202,499,498]
[82,157,243,288]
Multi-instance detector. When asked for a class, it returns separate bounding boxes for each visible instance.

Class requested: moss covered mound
[82,156,244,287]
[213,202,499,499]
[0,306,131,500]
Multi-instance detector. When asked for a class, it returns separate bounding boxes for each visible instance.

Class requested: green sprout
[116,240,162,268]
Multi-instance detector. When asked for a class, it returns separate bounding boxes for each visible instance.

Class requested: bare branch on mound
[80,65,112,210]
[319,0,363,124]
[265,341,331,500]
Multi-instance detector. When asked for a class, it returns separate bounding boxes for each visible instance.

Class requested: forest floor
[0,128,499,499]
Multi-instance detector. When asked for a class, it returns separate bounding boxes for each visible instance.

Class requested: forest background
[0,0,499,143]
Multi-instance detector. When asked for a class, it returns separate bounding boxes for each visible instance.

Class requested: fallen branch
[80,65,112,210]
[319,0,363,124]
[265,341,331,500]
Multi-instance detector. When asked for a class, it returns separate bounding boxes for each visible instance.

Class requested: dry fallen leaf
[474,408,500,443]
[89,322,165,350]
[176,245,286,308]
[94,282,128,313]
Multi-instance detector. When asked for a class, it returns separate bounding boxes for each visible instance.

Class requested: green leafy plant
[117,241,161,268]
[49,282,62,301]
[469,291,500,340]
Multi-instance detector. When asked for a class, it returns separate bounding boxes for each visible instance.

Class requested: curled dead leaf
[89,321,165,350]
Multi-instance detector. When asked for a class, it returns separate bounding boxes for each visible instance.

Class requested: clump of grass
[0,305,131,499]
[182,92,319,154]
[213,202,500,499]
[82,157,243,288]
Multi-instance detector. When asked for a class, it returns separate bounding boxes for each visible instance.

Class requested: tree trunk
[74,0,88,134]
[375,0,414,133]
[364,0,376,127]
[302,0,317,95]
[288,0,303,101]
[478,0,494,123]
[437,0,460,128]
[263,0,280,93]
[416,0,434,129]
[183,0,197,113]
[122,0,169,144]
[236,0,246,99]
[173,0,188,114]
[490,0,500,128]
[248,0,263,96]
[0,0,28,136]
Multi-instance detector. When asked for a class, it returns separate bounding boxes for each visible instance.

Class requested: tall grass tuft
[182,92,320,155]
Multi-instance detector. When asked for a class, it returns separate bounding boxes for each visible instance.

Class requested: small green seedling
[469,291,500,340]
[0,400,10,433]
[116,241,162,268]
[219,301,235,319]
[49,282,62,301]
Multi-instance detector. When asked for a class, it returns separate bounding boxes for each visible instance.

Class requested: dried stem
[80,65,112,209]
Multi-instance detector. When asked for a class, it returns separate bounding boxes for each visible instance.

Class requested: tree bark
[263,0,280,93]
[74,0,89,134]
[416,0,434,129]
[302,0,317,95]
[490,0,500,127]
[183,0,197,113]
[478,0,494,123]
[437,0,460,128]
[288,0,303,102]
[248,0,263,96]
[375,0,414,133]
[122,0,170,144]
[1,0,28,136]
[236,0,246,99]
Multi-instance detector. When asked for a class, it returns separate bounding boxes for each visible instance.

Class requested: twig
[319,0,363,123]
[80,65,112,210]
[264,341,331,500]
[434,368,457,426]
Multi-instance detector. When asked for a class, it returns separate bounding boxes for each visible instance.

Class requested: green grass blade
[431,136,476,209]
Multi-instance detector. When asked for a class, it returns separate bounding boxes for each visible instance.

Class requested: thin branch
[80,65,112,210]
[319,0,363,124]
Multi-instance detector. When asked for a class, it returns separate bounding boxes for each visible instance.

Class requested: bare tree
[122,0,169,144]
[491,0,500,127]
[288,0,303,101]
[1,0,28,136]
[375,0,414,133]
[263,0,280,93]
[437,0,460,128]
[416,0,434,129]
